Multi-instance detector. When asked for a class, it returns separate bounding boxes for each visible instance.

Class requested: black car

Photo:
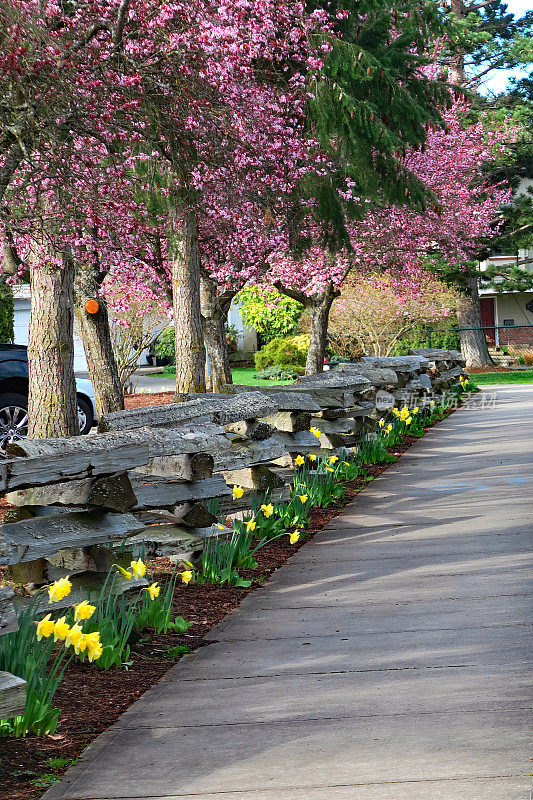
[0,344,96,456]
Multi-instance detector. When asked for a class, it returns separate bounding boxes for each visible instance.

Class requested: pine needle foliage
[302,0,451,250]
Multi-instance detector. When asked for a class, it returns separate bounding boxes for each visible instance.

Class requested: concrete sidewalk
[46,386,532,800]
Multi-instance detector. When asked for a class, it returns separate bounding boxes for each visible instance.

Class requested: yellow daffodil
[83,631,103,662]
[53,617,71,642]
[385,424,393,434]
[343,461,350,466]
[181,570,193,584]
[74,600,96,622]
[378,418,385,427]
[261,503,274,518]
[309,426,321,439]
[116,565,132,580]
[392,408,399,417]
[216,523,225,530]
[145,582,160,600]
[47,576,72,603]
[289,531,300,544]
[298,494,308,504]
[308,454,317,461]
[88,642,103,662]
[130,558,146,579]
[294,455,305,466]
[89,642,104,661]
[74,634,88,655]
[329,455,339,464]
[232,485,244,500]
[65,623,84,650]
[245,518,256,532]
[405,416,412,425]
[36,613,55,641]
[430,399,435,407]
[326,466,334,473]
[463,379,469,386]
[412,407,419,415]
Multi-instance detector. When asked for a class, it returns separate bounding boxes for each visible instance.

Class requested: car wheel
[77,396,94,435]
[0,393,29,457]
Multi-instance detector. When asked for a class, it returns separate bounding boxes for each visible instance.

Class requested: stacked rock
[408,348,466,394]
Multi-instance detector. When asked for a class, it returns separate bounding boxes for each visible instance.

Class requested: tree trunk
[28,255,79,438]
[75,263,123,417]
[458,272,493,367]
[200,276,234,392]
[172,209,206,395]
[449,0,466,85]
[274,279,339,376]
[305,283,338,375]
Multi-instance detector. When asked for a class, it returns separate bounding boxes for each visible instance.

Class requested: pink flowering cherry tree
[270,97,511,373]
[0,0,331,435]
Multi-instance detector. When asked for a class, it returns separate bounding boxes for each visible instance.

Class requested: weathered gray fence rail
[0,349,465,718]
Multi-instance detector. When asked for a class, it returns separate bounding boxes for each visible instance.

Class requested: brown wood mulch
[0,414,450,800]
[124,391,174,408]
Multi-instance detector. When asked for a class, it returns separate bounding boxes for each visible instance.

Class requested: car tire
[77,396,94,435]
[0,393,29,457]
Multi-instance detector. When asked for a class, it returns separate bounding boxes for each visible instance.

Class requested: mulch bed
[124,391,174,408]
[0,415,448,800]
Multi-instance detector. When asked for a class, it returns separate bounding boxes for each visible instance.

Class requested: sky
[478,0,532,96]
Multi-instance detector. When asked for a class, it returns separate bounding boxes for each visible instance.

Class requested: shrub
[238,285,303,344]
[254,365,302,380]
[390,327,460,355]
[254,336,308,371]
[509,346,533,366]
[327,272,461,358]
[225,323,239,354]
[152,326,176,361]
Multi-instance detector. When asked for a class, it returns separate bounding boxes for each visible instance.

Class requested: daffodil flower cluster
[36,587,102,661]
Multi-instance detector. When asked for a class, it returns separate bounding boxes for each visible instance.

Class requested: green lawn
[231,366,294,386]
[469,369,533,385]
[150,365,294,386]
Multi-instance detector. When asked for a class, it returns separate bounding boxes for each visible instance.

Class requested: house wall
[478,247,533,348]
[479,290,533,347]
[13,287,256,377]
[494,292,533,346]
[228,299,257,356]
